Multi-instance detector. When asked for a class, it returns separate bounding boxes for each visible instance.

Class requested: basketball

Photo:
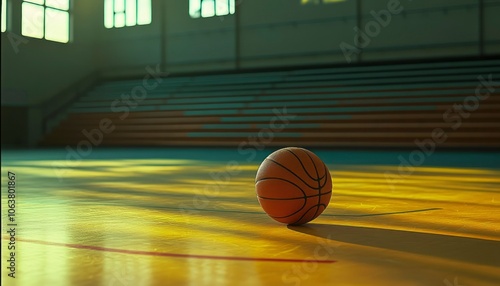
[255,147,332,225]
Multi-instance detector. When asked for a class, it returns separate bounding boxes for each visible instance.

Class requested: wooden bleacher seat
[41,59,500,148]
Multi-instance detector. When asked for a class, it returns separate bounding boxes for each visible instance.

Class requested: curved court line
[175,206,441,217]
[14,238,336,264]
[324,208,443,217]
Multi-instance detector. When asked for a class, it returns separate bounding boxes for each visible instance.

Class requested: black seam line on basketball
[318,177,329,189]
[256,176,331,200]
[287,149,326,181]
[302,149,322,220]
[258,190,332,201]
[318,162,330,187]
[311,170,329,190]
[270,203,318,219]
[264,158,320,190]
[289,148,326,181]
[257,173,328,190]
[313,165,327,186]
[287,204,326,225]
[306,150,327,181]
[267,198,309,219]
[271,202,327,220]
[255,177,308,197]
[289,203,326,225]
[256,177,308,218]
[284,148,319,182]
[292,204,327,225]
[323,163,328,179]
[301,149,321,194]
[256,176,308,218]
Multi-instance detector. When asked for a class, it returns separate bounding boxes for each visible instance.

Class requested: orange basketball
[255,147,332,225]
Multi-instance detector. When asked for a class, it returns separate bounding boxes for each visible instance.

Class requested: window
[22,0,70,43]
[189,0,235,18]
[104,0,152,28]
[2,0,7,32]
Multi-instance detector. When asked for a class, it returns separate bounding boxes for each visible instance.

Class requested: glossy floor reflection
[1,148,499,286]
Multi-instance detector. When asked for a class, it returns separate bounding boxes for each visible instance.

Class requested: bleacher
[41,59,500,148]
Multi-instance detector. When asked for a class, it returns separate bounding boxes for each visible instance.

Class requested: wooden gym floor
[1,148,499,286]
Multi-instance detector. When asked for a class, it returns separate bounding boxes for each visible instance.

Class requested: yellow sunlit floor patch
[1,148,499,286]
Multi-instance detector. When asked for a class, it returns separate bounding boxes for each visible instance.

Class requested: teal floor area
[3,147,500,169]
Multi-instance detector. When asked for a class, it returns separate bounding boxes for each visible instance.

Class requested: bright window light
[104,0,151,28]
[190,0,235,19]
[45,7,69,42]
[137,0,151,25]
[22,2,44,39]
[22,0,70,43]
[45,0,69,10]
[2,0,7,32]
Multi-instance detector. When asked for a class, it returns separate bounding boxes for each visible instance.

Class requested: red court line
[14,238,336,264]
